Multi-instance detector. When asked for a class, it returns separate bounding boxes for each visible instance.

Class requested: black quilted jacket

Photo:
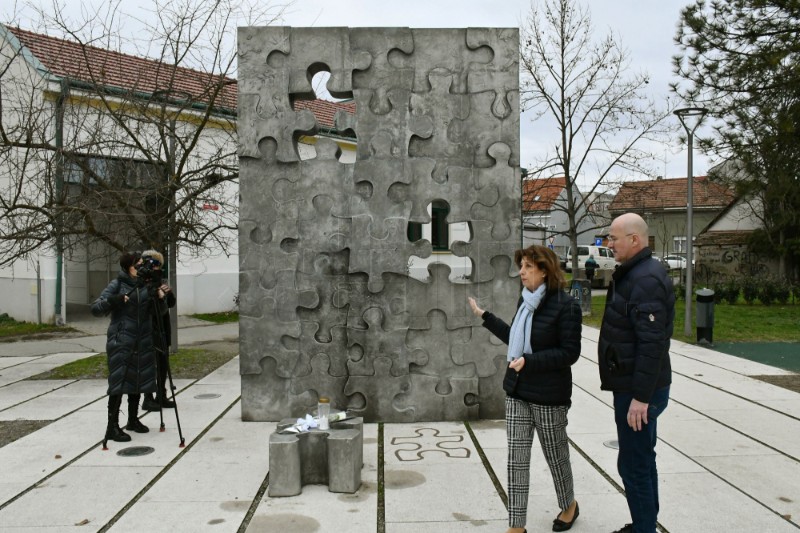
[598,248,674,402]
[481,289,582,406]
[91,270,158,395]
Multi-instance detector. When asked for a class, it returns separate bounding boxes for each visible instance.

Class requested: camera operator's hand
[158,284,171,299]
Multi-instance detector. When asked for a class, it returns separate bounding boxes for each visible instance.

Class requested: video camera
[136,256,163,284]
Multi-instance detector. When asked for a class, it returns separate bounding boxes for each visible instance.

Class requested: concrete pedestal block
[267,433,302,497]
[268,417,363,497]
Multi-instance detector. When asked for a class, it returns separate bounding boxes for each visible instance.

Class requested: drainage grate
[194,393,221,399]
[603,440,619,450]
[116,446,155,457]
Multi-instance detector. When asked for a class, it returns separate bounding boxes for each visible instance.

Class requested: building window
[431,200,450,251]
[406,201,451,251]
[673,236,687,253]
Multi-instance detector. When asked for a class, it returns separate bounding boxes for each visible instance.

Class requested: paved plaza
[0,320,798,532]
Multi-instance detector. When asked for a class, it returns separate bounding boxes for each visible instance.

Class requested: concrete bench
[268,417,363,497]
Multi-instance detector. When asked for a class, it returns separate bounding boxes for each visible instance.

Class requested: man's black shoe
[142,395,161,411]
[159,396,176,409]
[611,525,633,533]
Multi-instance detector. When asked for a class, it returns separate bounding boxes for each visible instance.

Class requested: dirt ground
[752,374,800,394]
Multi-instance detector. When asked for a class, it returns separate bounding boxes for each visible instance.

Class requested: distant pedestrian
[584,254,599,284]
[468,245,582,533]
[601,213,675,533]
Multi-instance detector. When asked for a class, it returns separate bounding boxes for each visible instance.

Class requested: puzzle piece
[395,375,479,422]
[349,141,436,230]
[273,27,371,99]
[335,88,434,161]
[348,216,432,292]
[346,307,427,377]
[237,92,318,162]
[241,355,313,421]
[408,68,472,181]
[350,27,415,114]
[389,427,472,461]
[290,352,349,410]
[465,28,520,120]
[344,357,413,422]
[332,272,410,331]
[446,142,521,241]
[406,310,475,392]
[400,29,493,94]
[450,221,519,282]
[450,326,508,378]
[450,92,520,168]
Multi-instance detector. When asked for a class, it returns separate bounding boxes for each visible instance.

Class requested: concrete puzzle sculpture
[238,27,521,422]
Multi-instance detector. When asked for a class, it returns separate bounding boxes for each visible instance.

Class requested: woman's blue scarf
[507,284,547,361]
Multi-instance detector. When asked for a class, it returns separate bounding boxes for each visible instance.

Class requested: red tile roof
[522,177,566,211]
[609,176,734,213]
[7,26,238,111]
[5,25,355,132]
[293,98,355,131]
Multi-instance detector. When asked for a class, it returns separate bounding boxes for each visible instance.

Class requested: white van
[564,245,617,271]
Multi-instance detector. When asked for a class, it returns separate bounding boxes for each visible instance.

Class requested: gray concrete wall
[237,27,520,422]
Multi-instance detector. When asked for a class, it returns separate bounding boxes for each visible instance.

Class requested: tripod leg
[164,362,185,447]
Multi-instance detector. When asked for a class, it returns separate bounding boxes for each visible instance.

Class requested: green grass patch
[189,311,239,324]
[0,313,73,339]
[28,346,238,381]
[583,295,800,343]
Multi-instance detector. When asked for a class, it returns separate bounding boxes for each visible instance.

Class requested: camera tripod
[147,281,185,447]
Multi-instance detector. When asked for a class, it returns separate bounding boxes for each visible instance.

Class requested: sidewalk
[0,321,799,532]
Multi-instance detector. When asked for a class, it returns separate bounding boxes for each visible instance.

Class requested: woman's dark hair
[119,251,141,271]
[513,245,566,290]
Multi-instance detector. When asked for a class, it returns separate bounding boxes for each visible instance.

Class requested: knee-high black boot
[125,394,149,433]
[103,394,131,449]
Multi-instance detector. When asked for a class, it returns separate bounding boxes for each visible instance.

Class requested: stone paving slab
[658,471,799,533]
[0,379,74,412]
[111,409,276,533]
[0,379,107,421]
[0,352,97,386]
[0,356,40,370]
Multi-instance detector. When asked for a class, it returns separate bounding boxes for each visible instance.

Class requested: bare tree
[0,0,287,267]
[520,0,675,273]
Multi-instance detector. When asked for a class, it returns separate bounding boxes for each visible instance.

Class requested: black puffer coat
[91,270,158,395]
[598,248,674,402]
[481,289,582,406]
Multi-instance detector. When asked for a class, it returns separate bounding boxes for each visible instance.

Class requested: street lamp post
[674,107,708,337]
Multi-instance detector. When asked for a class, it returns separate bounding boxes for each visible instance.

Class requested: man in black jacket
[599,213,674,533]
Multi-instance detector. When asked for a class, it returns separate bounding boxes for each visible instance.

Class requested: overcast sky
[6,0,713,185]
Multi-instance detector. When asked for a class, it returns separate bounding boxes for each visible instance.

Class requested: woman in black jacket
[468,245,582,533]
[91,251,158,448]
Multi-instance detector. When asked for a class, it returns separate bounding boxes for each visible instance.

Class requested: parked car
[661,255,693,270]
[564,245,617,272]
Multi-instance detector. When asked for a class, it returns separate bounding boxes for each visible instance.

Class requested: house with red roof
[521,176,608,256]
[0,24,357,323]
[608,175,735,261]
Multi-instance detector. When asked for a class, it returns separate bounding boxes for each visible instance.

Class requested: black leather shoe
[611,525,633,533]
[552,501,579,531]
[125,418,150,433]
[142,396,161,411]
[159,396,176,408]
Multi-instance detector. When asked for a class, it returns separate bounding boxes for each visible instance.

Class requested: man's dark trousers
[613,386,670,533]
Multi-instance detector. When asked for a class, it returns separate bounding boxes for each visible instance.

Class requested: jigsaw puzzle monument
[238,27,521,422]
